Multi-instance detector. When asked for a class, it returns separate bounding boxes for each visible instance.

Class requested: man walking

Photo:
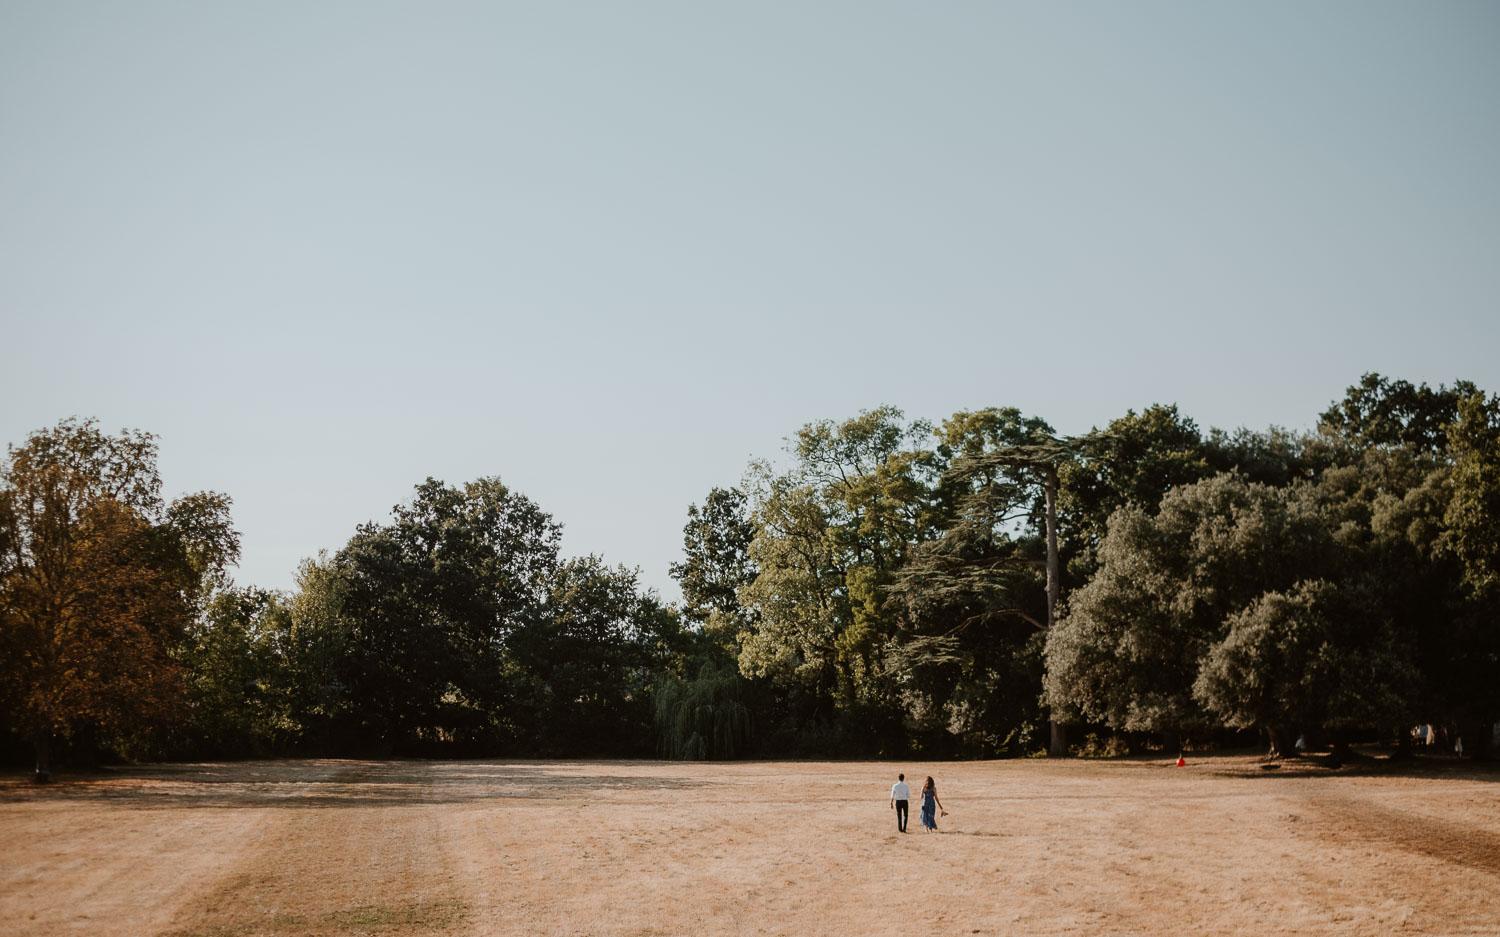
[890,773,910,832]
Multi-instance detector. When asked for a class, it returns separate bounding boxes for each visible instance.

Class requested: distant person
[890,773,911,832]
[919,776,946,833]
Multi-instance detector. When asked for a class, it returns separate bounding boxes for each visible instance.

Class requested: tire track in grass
[164,762,468,937]
[1309,793,1500,877]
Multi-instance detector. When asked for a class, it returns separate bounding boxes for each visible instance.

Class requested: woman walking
[919,776,946,832]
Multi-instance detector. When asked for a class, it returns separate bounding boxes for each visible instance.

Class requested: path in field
[1,757,1498,936]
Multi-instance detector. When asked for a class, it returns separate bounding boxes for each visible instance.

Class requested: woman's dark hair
[924,776,935,790]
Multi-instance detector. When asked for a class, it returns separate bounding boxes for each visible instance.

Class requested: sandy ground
[1,755,1498,937]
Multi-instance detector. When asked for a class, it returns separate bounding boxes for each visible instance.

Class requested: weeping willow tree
[654,661,753,760]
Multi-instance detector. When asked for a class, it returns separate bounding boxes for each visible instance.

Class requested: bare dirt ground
[2,754,1498,937]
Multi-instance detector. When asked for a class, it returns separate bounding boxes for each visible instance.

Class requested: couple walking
[889,773,945,833]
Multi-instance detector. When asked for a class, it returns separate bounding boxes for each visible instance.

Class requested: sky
[3,1,1498,601]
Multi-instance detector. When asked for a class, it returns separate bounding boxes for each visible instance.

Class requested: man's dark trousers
[895,799,909,832]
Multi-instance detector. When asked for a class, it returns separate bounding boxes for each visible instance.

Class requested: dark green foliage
[1203,426,1338,488]
[163,588,289,757]
[1194,580,1417,732]
[669,487,755,628]
[1045,473,1332,733]
[1319,372,1478,453]
[654,661,752,760]
[1445,391,1500,595]
[737,407,941,745]
[10,376,1497,767]
[331,477,561,750]
[885,435,1052,755]
[506,556,683,755]
[1058,404,1214,574]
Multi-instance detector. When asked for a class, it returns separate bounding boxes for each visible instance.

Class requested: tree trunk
[1049,720,1068,757]
[1455,717,1489,760]
[1327,727,1351,769]
[1475,720,1495,762]
[1161,730,1181,757]
[1265,725,1296,759]
[1392,726,1414,760]
[1043,468,1060,631]
[1043,467,1069,758]
[33,728,51,784]
[74,724,99,771]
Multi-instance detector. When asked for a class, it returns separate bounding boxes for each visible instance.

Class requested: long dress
[920,787,938,830]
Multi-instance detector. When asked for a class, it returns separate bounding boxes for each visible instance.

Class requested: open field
[2,756,1498,937]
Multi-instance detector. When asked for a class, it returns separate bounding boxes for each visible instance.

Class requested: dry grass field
[2,755,1498,937]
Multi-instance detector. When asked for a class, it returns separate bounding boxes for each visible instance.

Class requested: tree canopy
[6,373,1498,772]
[0,419,237,778]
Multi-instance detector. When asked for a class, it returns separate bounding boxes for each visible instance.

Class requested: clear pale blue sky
[3,2,1497,600]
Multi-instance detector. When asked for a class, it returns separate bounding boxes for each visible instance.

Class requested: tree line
[2,374,1497,778]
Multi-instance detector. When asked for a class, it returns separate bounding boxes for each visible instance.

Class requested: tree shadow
[0,759,709,810]
[1187,747,1500,783]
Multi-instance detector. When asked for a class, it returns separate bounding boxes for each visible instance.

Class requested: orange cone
[1175,755,1186,767]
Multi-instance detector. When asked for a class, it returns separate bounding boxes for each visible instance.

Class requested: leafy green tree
[506,556,682,754]
[1058,404,1213,577]
[736,407,939,742]
[1319,372,1478,453]
[883,408,1054,755]
[660,486,761,757]
[1193,580,1417,752]
[167,587,289,757]
[654,660,753,760]
[332,477,561,750]
[1445,391,1500,595]
[885,524,1047,756]
[0,419,237,780]
[1439,391,1500,755]
[737,472,845,702]
[1044,473,1331,746]
[670,486,756,635]
[941,422,1131,755]
[1314,381,1499,755]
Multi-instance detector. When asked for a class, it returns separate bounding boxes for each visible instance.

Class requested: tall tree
[331,477,560,750]
[736,407,939,742]
[1440,391,1500,756]
[169,587,289,757]
[1193,579,1416,753]
[883,408,1053,755]
[267,553,359,752]
[661,487,761,758]
[1044,473,1332,751]
[944,424,1118,756]
[669,486,756,634]
[507,556,682,754]
[1058,404,1213,578]
[0,419,237,780]
[1445,390,1500,595]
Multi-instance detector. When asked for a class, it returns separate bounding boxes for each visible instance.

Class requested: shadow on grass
[164,899,469,937]
[1185,747,1500,782]
[0,759,709,810]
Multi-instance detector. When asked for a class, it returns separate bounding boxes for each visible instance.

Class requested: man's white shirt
[891,782,910,800]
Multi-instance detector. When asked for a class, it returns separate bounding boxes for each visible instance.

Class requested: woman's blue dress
[920,788,937,830]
